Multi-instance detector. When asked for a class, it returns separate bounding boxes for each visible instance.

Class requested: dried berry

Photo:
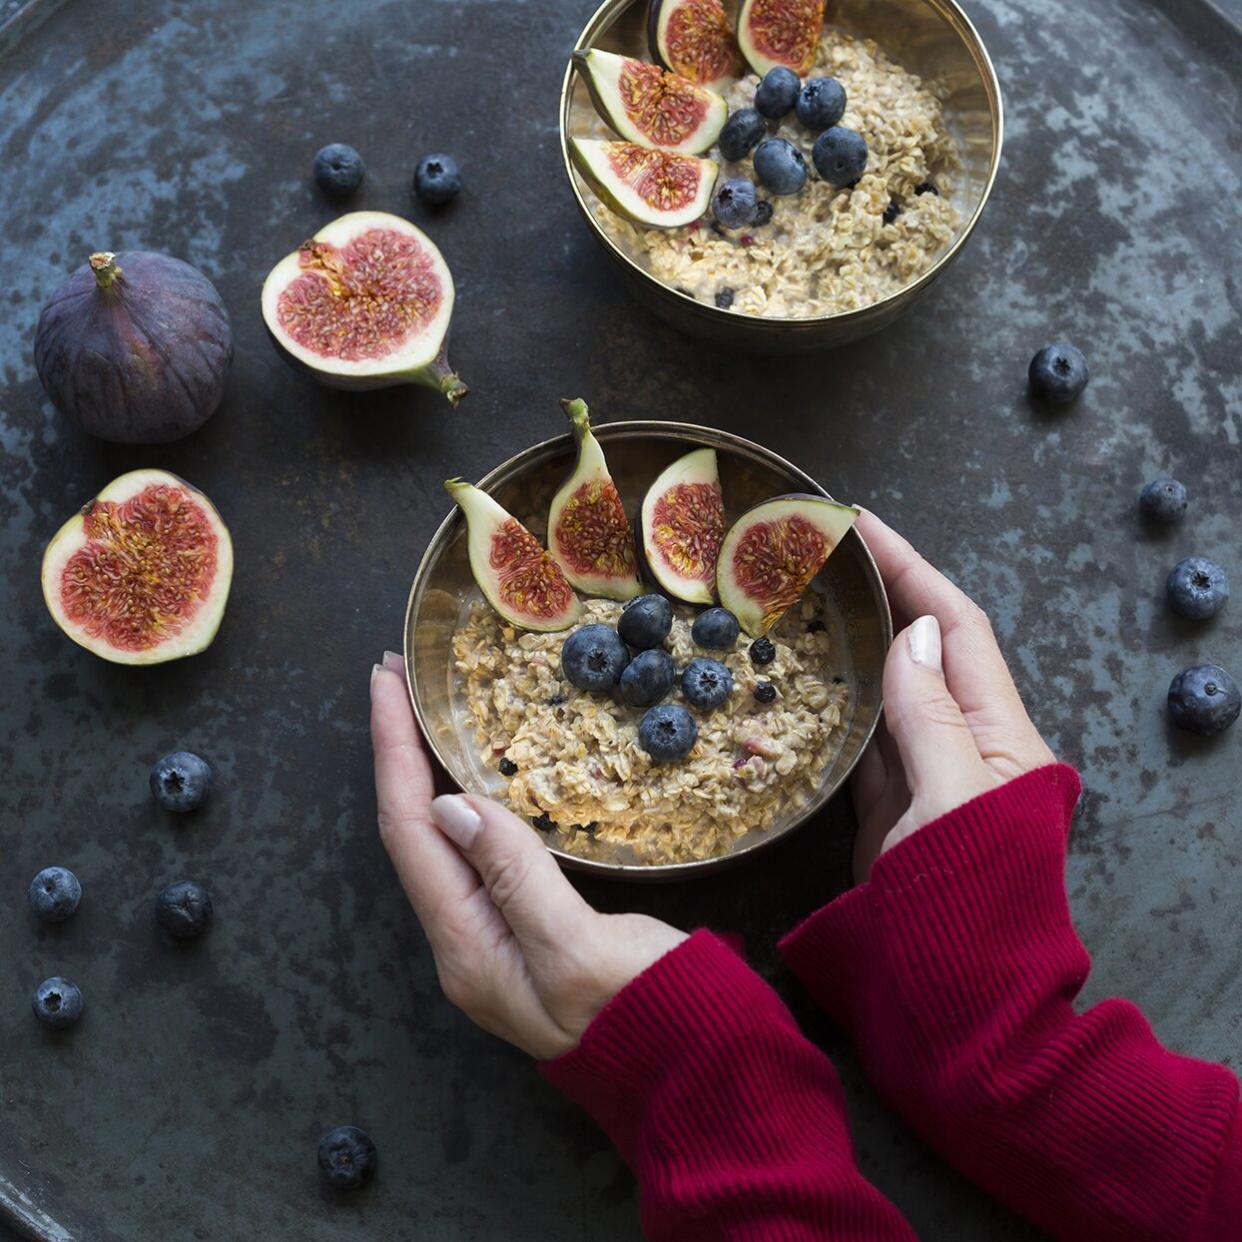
[754,681,777,703]
[532,813,557,832]
[498,757,518,776]
[750,637,776,665]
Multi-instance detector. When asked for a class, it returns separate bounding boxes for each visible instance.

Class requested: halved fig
[41,469,233,665]
[261,210,467,405]
[548,399,643,600]
[648,0,742,91]
[737,0,827,77]
[446,480,582,632]
[640,448,726,605]
[574,49,727,155]
[570,139,717,228]
[717,495,858,637]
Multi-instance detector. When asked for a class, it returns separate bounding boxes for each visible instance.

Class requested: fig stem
[560,397,591,439]
[89,252,122,289]
[424,356,468,407]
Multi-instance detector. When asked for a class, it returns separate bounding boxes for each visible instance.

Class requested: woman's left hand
[370,652,687,1060]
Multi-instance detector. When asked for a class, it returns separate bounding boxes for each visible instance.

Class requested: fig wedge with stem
[261,210,467,405]
[639,448,726,605]
[717,494,858,637]
[548,399,643,600]
[447,480,582,632]
[574,48,727,155]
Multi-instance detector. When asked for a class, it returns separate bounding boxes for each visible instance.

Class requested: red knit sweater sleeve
[540,929,915,1241]
[780,764,1242,1241]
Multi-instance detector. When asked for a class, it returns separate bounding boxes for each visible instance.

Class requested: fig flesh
[34,251,232,444]
[574,49,727,155]
[261,211,467,405]
[447,480,582,632]
[41,469,233,665]
[570,139,717,228]
[648,0,742,91]
[640,448,726,605]
[548,399,642,600]
[716,495,858,637]
[737,0,827,77]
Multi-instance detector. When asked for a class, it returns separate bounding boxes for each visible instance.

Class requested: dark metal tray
[1,0,1238,1237]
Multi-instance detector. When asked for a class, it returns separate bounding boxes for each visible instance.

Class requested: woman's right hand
[851,511,1057,882]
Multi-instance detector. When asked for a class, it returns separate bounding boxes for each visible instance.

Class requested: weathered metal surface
[0,0,1237,1237]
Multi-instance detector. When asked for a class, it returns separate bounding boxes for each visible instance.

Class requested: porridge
[586,28,960,318]
[452,593,849,865]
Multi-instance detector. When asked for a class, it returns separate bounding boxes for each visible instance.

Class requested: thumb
[430,794,591,952]
[883,615,988,817]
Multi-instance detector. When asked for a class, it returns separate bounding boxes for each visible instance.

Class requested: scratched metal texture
[0,0,1239,1238]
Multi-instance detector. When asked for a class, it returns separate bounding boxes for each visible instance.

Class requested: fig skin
[34,252,233,444]
[716,493,858,637]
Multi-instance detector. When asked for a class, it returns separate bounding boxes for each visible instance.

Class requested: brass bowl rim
[403,420,894,880]
[557,0,1004,328]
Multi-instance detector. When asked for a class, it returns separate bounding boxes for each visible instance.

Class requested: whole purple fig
[34,251,233,444]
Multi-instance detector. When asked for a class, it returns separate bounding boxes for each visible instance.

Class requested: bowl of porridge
[559,0,1002,350]
[404,421,891,879]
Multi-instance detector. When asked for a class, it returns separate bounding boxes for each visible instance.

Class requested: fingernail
[370,663,383,686]
[382,650,404,672]
[431,795,482,850]
[907,615,942,672]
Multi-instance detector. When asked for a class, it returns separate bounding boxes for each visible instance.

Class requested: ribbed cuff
[780,764,1083,1036]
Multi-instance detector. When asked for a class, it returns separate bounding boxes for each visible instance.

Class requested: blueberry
[795,77,846,131]
[753,138,807,196]
[312,144,364,197]
[1166,557,1229,620]
[754,200,774,225]
[413,153,461,206]
[1140,477,1188,524]
[1168,665,1241,736]
[718,107,767,162]
[561,624,630,692]
[681,658,733,710]
[750,637,776,665]
[318,1125,377,1190]
[713,178,759,229]
[812,126,868,186]
[882,198,901,225]
[32,977,83,1030]
[619,649,676,708]
[715,288,735,309]
[637,705,698,762]
[150,751,212,813]
[1028,343,1089,405]
[691,607,740,649]
[755,67,801,119]
[156,880,213,939]
[915,181,938,195]
[27,866,81,924]
[617,595,673,650]
[498,757,518,777]
[754,681,778,703]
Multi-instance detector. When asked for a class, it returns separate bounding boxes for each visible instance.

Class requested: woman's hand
[370,652,687,1060]
[852,511,1056,882]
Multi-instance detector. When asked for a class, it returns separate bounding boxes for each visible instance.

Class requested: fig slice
[570,139,718,228]
[573,48,727,155]
[41,469,233,665]
[446,480,583,632]
[737,0,827,77]
[261,210,467,405]
[716,495,858,637]
[548,399,643,601]
[648,0,742,91]
[639,448,726,605]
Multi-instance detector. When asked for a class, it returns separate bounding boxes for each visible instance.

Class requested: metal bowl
[559,0,1003,352]
[403,422,892,880]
